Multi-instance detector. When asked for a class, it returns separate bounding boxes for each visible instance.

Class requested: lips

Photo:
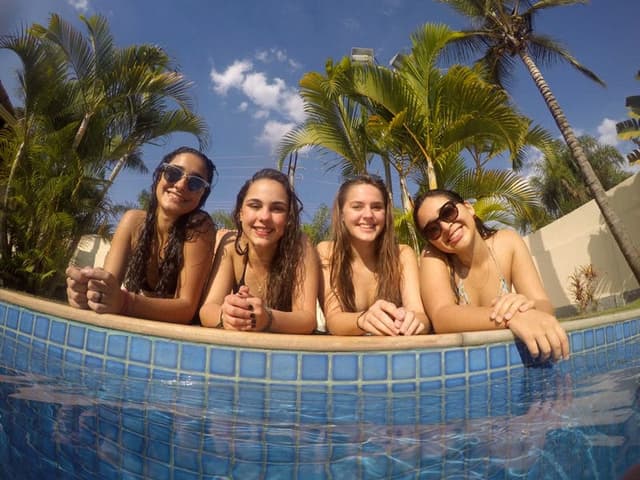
[446,225,463,246]
[253,226,273,238]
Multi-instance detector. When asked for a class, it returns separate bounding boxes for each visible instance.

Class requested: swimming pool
[0,289,638,479]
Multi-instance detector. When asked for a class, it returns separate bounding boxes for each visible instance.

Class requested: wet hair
[232,168,304,311]
[123,146,216,296]
[329,174,402,311]
[412,189,497,242]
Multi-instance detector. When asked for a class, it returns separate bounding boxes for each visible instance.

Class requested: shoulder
[398,243,417,257]
[316,241,334,262]
[492,229,526,251]
[118,209,146,233]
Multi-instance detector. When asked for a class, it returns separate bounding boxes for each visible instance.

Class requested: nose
[257,207,271,221]
[173,174,189,191]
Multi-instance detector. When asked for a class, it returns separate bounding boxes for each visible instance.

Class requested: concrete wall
[524,173,640,316]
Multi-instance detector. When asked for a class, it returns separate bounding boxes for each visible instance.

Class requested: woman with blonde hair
[318,174,429,336]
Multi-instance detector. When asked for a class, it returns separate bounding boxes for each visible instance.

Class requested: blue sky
[1,0,639,222]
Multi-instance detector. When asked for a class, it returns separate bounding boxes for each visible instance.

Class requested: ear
[462,201,475,217]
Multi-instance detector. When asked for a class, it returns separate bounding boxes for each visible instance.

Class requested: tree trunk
[520,50,640,284]
[0,141,25,260]
[72,112,93,151]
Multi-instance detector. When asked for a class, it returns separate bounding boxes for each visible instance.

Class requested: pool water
[0,329,638,479]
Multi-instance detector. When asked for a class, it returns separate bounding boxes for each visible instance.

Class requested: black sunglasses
[421,200,460,241]
[161,163,210,192]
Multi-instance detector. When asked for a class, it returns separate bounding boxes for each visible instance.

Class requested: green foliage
[616,70,640,165]
[0,13,206,297]
[210,210,236,230]
[302,204,331,245]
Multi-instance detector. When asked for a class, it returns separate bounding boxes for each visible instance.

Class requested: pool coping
[2,288,638,352]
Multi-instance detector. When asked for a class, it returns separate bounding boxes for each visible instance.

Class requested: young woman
[199,168,318,334]
[413,189,570,361]
[318,175,429,336]
[65,146,217,324]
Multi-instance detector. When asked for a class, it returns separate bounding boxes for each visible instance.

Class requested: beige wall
[524,172,640,311]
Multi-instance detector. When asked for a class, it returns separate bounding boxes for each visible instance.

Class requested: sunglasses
[421,200,460,241]
[161,163,210,192]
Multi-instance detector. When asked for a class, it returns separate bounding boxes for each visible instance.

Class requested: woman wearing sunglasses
[413,189,570,361]
[199,168,318,333]
[318,175,429,336]
[65,146,218,323]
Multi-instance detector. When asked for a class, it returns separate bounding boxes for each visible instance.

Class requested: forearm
[326,311,364,336]
[268,309,316,334]
[199,302,223,327]
[430,305,504,334]
[124,293,198,324]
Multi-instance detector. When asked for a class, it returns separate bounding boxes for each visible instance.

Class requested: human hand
[358,300,403,336]
[219,286,271,331]
[84,268,127,314]
[396,308,426,336]
[507,310,570,362]
[65,265,90,309]
[490,293,535,325]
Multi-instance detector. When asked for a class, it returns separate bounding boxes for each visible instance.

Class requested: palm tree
[616,70,640,165]
[438,0,640,282]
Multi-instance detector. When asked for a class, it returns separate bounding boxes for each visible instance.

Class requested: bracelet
[216,309,224,328]
[356,311,367,333]
[262,307,274,332]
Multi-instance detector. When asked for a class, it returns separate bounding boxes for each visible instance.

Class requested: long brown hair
[232,168,304,311]
[329,175,402,311]
[123,147,216,296]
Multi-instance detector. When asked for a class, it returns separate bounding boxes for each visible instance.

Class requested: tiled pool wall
[1,298,639,388]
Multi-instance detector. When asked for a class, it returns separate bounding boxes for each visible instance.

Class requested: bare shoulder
[398,243,417,257]
[492,229,527,252]
[316,240,334,263]
[118,209,146,234]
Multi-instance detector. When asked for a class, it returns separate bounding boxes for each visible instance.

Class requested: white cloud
[254,48,301,70]
[281,91,305,123]
[253,110,269,119]
[238,101,248,112]
[68,0,89,12]
[597,118,620,146]
[210,60,253,95]
[258,120,295,153]
[242,72,285,110]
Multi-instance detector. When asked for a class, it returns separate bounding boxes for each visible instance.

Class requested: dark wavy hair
[329,174,402,311]
[123,146,216,296]
[412,189,497,242]
[233,168,304,311]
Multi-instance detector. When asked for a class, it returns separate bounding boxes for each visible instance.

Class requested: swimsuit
[233,253,249,294]
[451,246,509,305]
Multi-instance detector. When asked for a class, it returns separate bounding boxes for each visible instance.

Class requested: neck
[455,230,490,268]
[155,209,178,245]
[349,237,377,268]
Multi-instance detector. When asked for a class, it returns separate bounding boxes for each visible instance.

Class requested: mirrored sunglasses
[421,200,460,241]
[161,163,210,192]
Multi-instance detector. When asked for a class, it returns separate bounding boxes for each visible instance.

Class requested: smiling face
[340,183,387,244]
[416,194,476,252]
[155,152,209,218]
[239,178,289,249]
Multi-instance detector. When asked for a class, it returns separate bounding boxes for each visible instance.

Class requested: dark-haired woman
[413,189,570,361]
[318,175,429,336]
[199,168,318,333]
[65,146,217,323]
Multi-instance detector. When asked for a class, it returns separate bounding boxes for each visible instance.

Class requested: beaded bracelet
[216,310,224,328]
[262,307,274,332]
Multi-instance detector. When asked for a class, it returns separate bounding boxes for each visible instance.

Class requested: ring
[97,292,103,304]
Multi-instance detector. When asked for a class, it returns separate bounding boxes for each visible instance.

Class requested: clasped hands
[218,285,271,331]
[357,299,425,336]
[66,266,126,314]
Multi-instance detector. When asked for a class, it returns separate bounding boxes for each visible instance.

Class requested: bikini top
[233,253,249,294]
[451,246,510,305]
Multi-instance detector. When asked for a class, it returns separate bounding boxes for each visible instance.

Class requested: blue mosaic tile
[332,354,358,381]
[6,307,19,329]
[615,323,624,341]
[174,446,199,471]
[623,321,631,338]
[147,440,171,463]
[392,353,416,380]
[362,354,387,381]
[84,354,103,370]
[210,348,236,376]
[174,469,200,480]
[86,329,106,354]
[67,324,86,349]
[145,460,171,480]
[239,351,267,379]
[489,345,507,368]
[122,450,144,475]
[105,360,125,376]
[180,344,206,372]
[49,319,67,344]
[271,352,298,381]
[468,348,487,372]
[64,349,83,366]
[584,329,595,349]
[444,349,465,375]
[128,364,150,379]
[265,464,295,479]
[508,343,522,365]
[34,316,50,339]
[130,337,152,363]
[595,327,605,346]
[420,379,442,392]
[606,325,615,343]
[301,353,328,381]
[152,369,176,381]
[19,312,34,334]
[107,334,128,358]
[268,387,297,423]
[420,351,441,378]
[571,332,584,352]
[154,340,178,369]
[0,304,6,325]
[201,455,230,477]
